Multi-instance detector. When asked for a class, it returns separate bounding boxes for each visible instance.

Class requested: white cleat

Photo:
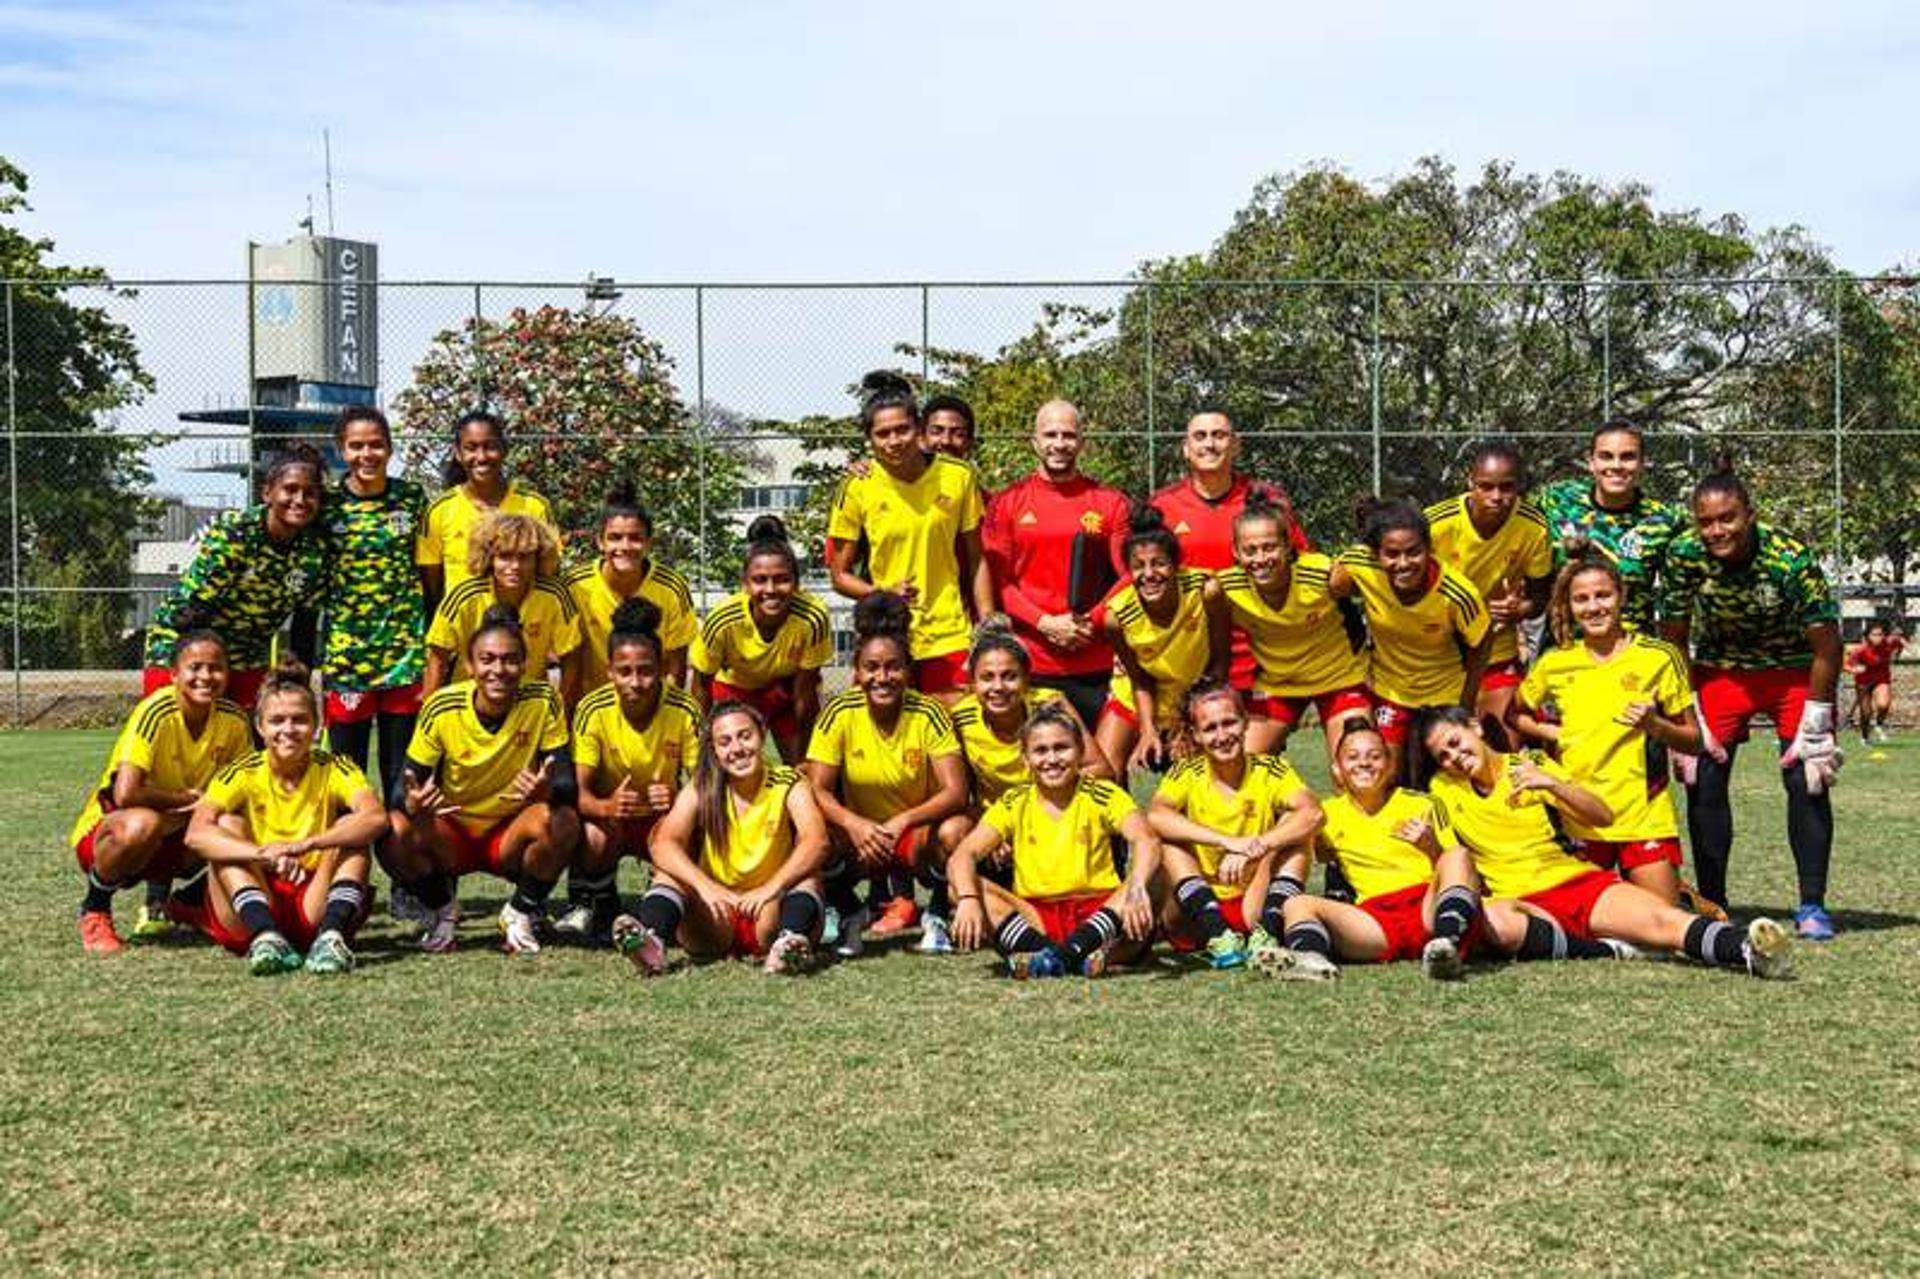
[498,903,542,955]
[916,914,954,955]
[418,901,459,953]
[763,930,815,975]
[1743,917,1795,980]
[1421,935,1465,981]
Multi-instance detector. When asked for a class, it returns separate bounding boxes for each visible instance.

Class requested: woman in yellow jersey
[70,611,253,954]
[423,513,583,707]
[689,516,832,762]
[1267,719,1485,982]
[1329,500,1491,775]
[182,662,385,976]
[1094,506,1230,777]
[1218,500,1373,759]
[386,603,580,956]
[1424,442,1554,740]
[824,371,994,701]
[947,705,1163,978]
[568,600,702,944]
[804,593,969,958]
[565,480,698,694]
[417,411,557,604]
[1420,707,1792,977]
[613,702,831,977]
[1147,680,1323,971]
[1511,556,1709,908]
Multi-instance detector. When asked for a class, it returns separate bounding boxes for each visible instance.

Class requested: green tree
[392,304,758,584]
[0,156,157,668]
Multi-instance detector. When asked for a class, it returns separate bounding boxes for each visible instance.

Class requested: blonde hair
[468,513,560,580]
[1546,555,1625,646]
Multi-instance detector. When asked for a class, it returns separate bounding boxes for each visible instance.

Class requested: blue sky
[5,0,1918,281]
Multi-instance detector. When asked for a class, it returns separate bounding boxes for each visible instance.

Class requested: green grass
[3,730,1918,1276]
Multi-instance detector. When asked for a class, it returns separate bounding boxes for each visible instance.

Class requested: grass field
[3,729,1918,1277]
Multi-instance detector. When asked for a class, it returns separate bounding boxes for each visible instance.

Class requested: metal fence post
[695,285,707,597]
[1144,281,1156,492]
[1600,280,1612,422]
[471,283,484,404]
[6,281,19,721]
[920,284,930,385]
[1832,274,1844,566]
[1370,283,1383,492]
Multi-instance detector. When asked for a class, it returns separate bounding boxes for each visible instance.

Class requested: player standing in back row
[1535,419,1680,633]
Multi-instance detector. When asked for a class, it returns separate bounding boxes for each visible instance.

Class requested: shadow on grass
[1730,904,1920,935]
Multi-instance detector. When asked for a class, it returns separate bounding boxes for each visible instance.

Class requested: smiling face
[1377,527,1431,594]
[339,419,392,489]
[1333,726,1391,800]
[1587,428,1645,504]
[1567,566,1623,641]
[971,646,1027,717]
[171,638,230,708]
[1233,515,1288,587]
[490,544,536,594]
[1129,540,1177,603]
[744,550,797,624]
[1187,689,1247,766]
[1422,718,1487,779]
[599,514,651,576]
[709,709,766,781]
[1183,413,1238,480]
[1691,488,1756,563]
[256,689,316,768]
[457,420,506,487]
[1021,719,1083,789]
[868,405,922,471]
[921,409,974,459]
[1032,404,1084,479]
[855,636,909,711]
[468,627,527,710]
[609,638,661,715]
[262,466,322,535]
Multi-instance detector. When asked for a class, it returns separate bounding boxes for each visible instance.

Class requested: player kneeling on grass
[613,702,831,976]
[1268,720,1483,982]
[384,603,580,955]
[70,611,253,953]
[1146,679,1323,971]
[181,661,385,975]
[947,705,1163,978]
[1420,708,1793,978]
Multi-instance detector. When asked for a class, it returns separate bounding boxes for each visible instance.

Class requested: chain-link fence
[3,274,1917,725]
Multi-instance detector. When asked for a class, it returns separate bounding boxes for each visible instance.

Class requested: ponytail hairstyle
[607,597,664,665]
[742,514,799,581]
[694,699,769,866]
[335,405,392,446]
[1180,675,1245,728]
[1355,496,1431,552]
[167,603,228,666]
[444,409,506,486]
[852,589,913,665]
[967,613,1031,677]
[1545,554,1625,646]
[1465,437,1525,485]
[254,654,318,719]
[1333,714,1388,758]
[468,512,561,581]
[1019,700,1085,749]
[260,440,326,503]
[470,600,528,660]
[1691,451,1751,512]
[1233,493,1292,551]
[1124,502,1182,569]
[601,477,654,537]
[858,370,919,435]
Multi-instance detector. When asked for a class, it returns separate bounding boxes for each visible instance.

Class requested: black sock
[1432,885,1479,943]
[637,885,685,938]
[1517,914,1615,960]
[319,880,367,935]
[574,871,617,909]
[1283,919,1332,957]
[411,872,454,912]
[1685,746,1737,908]
[171,871,208,909]
[81,870,124,915]
[1061,908,1121,966]
[144,879,171,909]
[376,712,416,801]
[327,716,374,773]
[824,860,863,915]
[924,866,951,920]
[993,913,1051,957]
[1260,874,1303,936]
[1781,761,1833,907]
[1322,861,1355,903]
[778,889,822,938]
[1683,916,1745,967]
[1175,876,1228,942]
[231,885,276,940]
[509,871,560,917]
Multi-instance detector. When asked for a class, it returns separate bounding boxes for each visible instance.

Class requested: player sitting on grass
[613,701,832,976]
[1267,719,1483,982]
[70,609,252,954]
[1421,707,1794,978]
[181,661,385,975]
[947,704,1164,979]
[1147,679,1323,971]
[385,603,580,956]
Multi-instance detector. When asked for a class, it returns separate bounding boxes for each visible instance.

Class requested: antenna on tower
[323,128,337,235]
[299,194,314,235]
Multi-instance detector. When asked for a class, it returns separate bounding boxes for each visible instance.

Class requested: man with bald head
[983,399,1132,726]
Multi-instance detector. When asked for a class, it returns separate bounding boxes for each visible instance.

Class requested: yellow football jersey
[407,679,571,832]
[1336,552,1490,707]
[1424,496,1552,665]
[806,689,961,820]
[1106,570,1214,730]
[948,687,1063,803]
[1518,634,1693,842]
[1429,754,1595,899]
[1152,754,1309,900]
[69,687,253,848]
[426,575,582,675]
[565,559,699,693]
[571,683,702,796]
[701,765,802,891]
[203,749,374,871]
[1217,554,1368,698]
[982,777,1136,901]
[1315,789,1454,903]
[416,482,556,592]
[690,590,833,690]
[825,454,983,660]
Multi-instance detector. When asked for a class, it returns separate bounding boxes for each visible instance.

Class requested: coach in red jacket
[984,400,1132,726]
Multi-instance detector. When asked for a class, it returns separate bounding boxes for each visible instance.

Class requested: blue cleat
[1793,904,1836,942]
[1008,947,1068,980]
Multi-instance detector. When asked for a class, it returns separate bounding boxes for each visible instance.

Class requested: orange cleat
[79,910,124,954]
[870,895,920,937]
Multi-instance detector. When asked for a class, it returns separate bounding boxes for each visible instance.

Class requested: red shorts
[711,676,800,740]
[144,666,266,710]
[1030,893,1108,945]
[1357,882,1440,963]
[1520,869,1620,942]
[1694,665,1812,744]
[1575,837,1683,873]
[184,875,369,956]
[1372,697,1423,747]
[602,816,657,860]
[1168,891,1251,952]
[325,683,423,724]
[1097,695,1141,730]
[436,816,514,878]
[73,816,195,884]
[1854,675,1891,693]
[1227,632,1257,694]
[893,825,929,868]
[914,649,970,696]
[1248,684,1373,731]
[731,910,766,958]
[1479,659,1525,692]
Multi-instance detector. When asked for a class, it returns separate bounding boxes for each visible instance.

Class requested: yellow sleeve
[1521,521,1552,577]
[825,477,865,543]
[1267,758,1307,798]
[549,596,583,657]
[1450,575,1491,646]
[572,705,604,771]
[1424,793,1459,849]
[1654,647,1693,717]
[1099,782,1140,830]
[203,762,249,814]
[530,492,557,532]
[539,693,571,754]
[661,577,697,651]
[407,712,445,771]
[329,756,373,807]
[801,618,832,670]
[980,788,1023,839]
[688,616,721,676]
[425,593,464,652]
[924,702,961,758]
[954,466,983,535]
[416,502,443,567]
[1516,659,1549,712]
[1151,764,1191,811]
[806,706,847,768]
[113,714,157,774]
[679,717,701,772]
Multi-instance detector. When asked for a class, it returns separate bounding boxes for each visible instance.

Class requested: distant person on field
[1845,619,1905,745]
